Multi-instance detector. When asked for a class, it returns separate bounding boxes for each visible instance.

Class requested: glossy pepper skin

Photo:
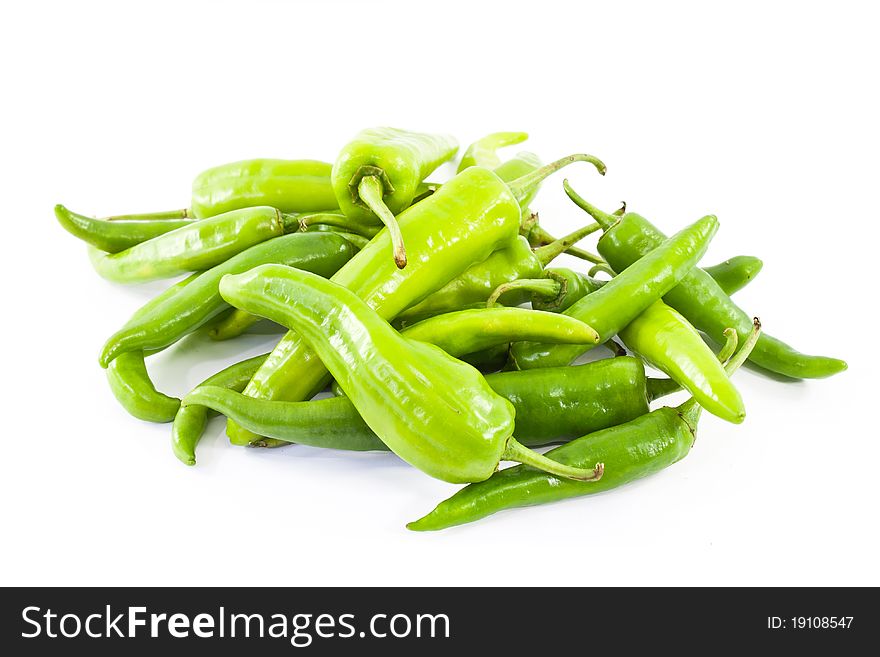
[619,300,745,423]
[184,357,649,453]
[565,184,846,379]
[509,214,720,370]
[702,256,763,296]
[54,204,196,253]
[227,156,606,446]
[191,159,337,218]
[99,232,356,367]
[171,354,268,465]
[409,320,761,531]
[457,132,529,172]
[89,207,298,284]
[331,127,459,267]
[219,265,603,484]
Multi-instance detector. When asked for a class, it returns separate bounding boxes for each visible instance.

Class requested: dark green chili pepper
[184,357,649,454]
[227,154,607,446]
[89,207,300,284]
[509,214,720,369]
[171,354,268,465]
[702,256,763,296]
[457,132,529,172]
[99,232,356,367]
[459,343,510,372]
[408,320,760,530]
[331,127,459,268]
[564,181,846,379]
[218,264,604,483]
[54,204,197,253]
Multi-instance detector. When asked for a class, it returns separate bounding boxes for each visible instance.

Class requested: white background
[2,0,877,586]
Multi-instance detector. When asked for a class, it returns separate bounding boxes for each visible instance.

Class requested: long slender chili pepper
[509,214,720,370]
[54,205,197,253]
[408,320,761,531]
[184,357,649,455]
[99,232,356,367]
[702,256,763,296]
[218,265,604,483]
[457,132,529,172]
[227,154,607,446]
[89,207,300,284]
[564,181,846,378]
[171,354,268,465]
[331,127,459,268]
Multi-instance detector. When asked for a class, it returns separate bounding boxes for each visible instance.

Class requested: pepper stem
[106,208,191,221]
[528,223,605,265]
[563,179,618,230]
[589,263,616,278]
[503,437,604,481]
[357,176,407,269]
[507,154,606,206]
[486,278,561,308]
[533,222,601,266]
[717,328,740,364]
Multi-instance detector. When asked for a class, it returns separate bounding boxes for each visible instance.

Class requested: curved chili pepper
[171,354,268,466]
[457,132,529,172]
[564,182,846,379]
[218,265,604,483]
[54,205,197,253]
[99,232,356,367]
[331,127,459,268]
[619,300,745,423]
[227,154,607,446]
[408,320,761,530]
[184,357,648,455]
[107,351,181,423]
[509,214,720,369]
[89,207,300,284]
[702,255,763,296]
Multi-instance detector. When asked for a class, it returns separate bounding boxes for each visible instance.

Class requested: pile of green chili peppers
[57,128,847,530]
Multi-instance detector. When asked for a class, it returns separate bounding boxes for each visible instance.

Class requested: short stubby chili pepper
[171,353,268,466]
[331,127,459,268]
[564,181,847,379]
[99,231,356,367]
[54,205,197,253]
[218,264,604,484]
[457,132,529,172]
[509,214,720,370]
[619,300,745,423]
[408,320,761,530]
[190,159,338,218]
[89,206,300,284]
[184,357,649,455]
[397,222,600,323]
[227,154,607,446]
[702,255,763,296]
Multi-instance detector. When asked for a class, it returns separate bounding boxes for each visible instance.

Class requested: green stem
[717,328,739,364]
[533,222,601,266]
[507,154,606,206]
[106,208,191,221]
[589,263,615,277]
[563,179,618,230]
[503,437,604,481]
[358,176,407,269]
[486,279,561,308]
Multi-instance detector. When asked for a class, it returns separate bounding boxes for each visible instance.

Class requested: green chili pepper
[204,308,270,341]
[509,214,720,370]
[218,265,604,484]
[107,351,180,423]
[89,207,300,284]
[408,320,760,530]
[54,205,197,253]
[619,300,745,423]
[457,132,529,172]
[703,256,763,296]
[99,232,355,367]
[171,354,268,466]
[398,222,599,323]
[227,154,607,446]
[331,127,459,268]
[191,159,338,218]
[184,357,648,455]
[564,182,846,379]
[531,268,603,313]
